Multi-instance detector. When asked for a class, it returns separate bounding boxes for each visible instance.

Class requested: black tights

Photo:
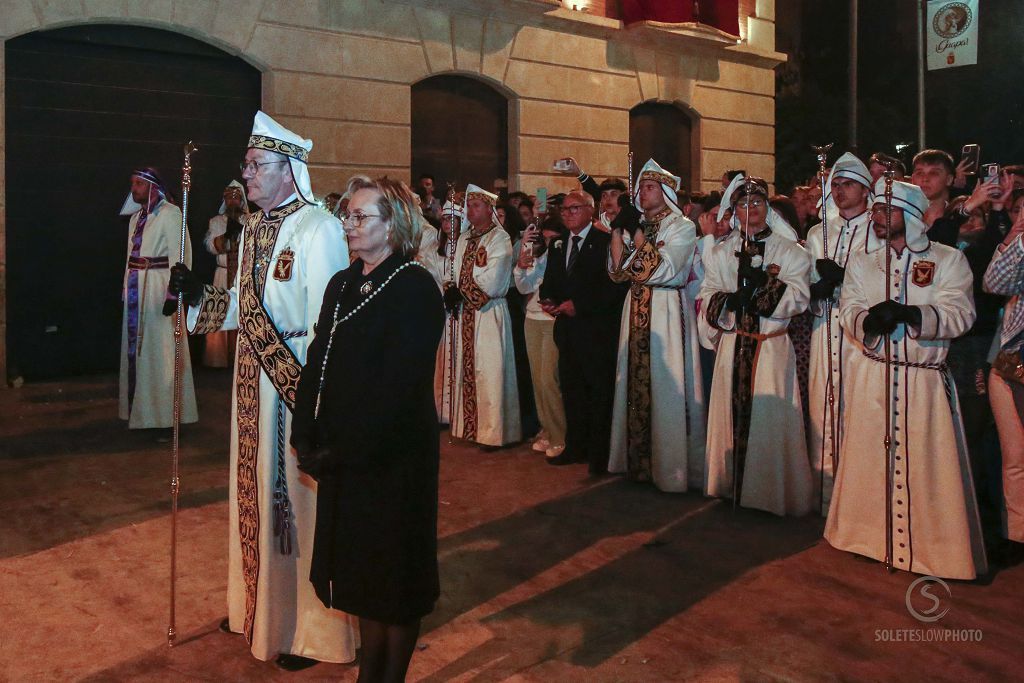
[356,616,421,683]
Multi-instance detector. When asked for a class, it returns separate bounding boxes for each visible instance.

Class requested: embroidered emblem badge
[912,260,935,287]
[475,247,488,268]
[273,249,295,281]
[766,263,782,277]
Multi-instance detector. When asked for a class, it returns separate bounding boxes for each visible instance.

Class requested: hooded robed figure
[699,175,814,516]
[169,111,357,667]
[118,167,198,429]
[825,179,987,580]
[607,158,706,490]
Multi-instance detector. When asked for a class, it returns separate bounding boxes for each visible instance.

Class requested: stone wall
[0,0,784,382]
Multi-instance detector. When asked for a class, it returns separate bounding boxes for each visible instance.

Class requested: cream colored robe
[418,224,465,422]
[607,212,707,491]
[825,240,988,579]
[805,211,870,513]
[187,198,357,662]
[699,230,814,516]
[118,200,198,429]
[450,225,521,446]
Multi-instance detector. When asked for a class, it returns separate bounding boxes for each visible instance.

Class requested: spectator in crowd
[910,148,964,247]
[984,191,1024,566]
[514,218,569,459]
[417,173,443,221]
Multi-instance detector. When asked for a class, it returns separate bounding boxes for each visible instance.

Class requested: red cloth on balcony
[620,0,740,37]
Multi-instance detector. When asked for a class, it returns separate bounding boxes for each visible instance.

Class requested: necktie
[567,235,581,274]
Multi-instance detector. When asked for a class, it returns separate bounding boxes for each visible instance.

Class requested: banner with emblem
[926,0,979,70]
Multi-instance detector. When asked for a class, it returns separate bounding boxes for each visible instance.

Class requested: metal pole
[848,0,858,151]
[917,0,926,149]
[169,141,197,647]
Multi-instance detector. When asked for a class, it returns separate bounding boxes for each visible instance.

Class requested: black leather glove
[865,300,901,336]
[610,193,641,233]
[890,302,922,327]
[725,287,755,312]
[168,263,204,306]
[161,298,179,317]
[815,258,845,285]
[443,284,463,312]
[736,253,769,288]
[810,279,838,301]
[225,217,243,243]
[296,446,331,481]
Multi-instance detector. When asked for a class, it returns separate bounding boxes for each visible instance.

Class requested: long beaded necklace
[313,260,424,418]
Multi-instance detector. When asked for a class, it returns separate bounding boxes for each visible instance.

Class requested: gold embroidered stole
[621,210,669,482]
[456,227,491,441]
[234,199,304,642]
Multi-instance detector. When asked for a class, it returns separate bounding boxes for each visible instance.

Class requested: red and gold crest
[475,247,488,268]
[766,263,782,277]
[911,260,935,287]
[273,248,295,281]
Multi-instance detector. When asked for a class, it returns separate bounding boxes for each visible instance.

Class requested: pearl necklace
[313,260,424,418]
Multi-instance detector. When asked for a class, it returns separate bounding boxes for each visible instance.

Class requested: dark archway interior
[5,24,261,380]
[629,101,694,193]
[411,75,509,196]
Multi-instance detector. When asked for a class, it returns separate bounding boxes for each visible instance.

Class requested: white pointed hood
[633,158,682,215]
[248,111,315,204]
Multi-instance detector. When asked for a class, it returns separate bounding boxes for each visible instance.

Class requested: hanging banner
[926,0,979,70]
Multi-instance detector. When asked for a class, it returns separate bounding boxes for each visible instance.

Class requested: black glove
[161,298,179,317]
[296,446,331,481]
[443,284,463,312]
[168,263,204,306]
[864,300,901,336]
[810,279,838,301]
[225,217,243,243]
[610,193,641,233]
[815,258,845,285]
[725,287,755,312]
[889,301,922,327]
[736,252,769,288]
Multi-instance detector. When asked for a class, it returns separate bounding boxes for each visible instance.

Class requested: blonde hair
[370,177,424,259]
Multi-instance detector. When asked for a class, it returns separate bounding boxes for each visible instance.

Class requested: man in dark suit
[540,190,628,474]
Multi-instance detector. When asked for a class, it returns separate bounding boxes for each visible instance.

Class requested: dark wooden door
[5,25,261,380]
[629,102,694,192]
[411,75,508,195]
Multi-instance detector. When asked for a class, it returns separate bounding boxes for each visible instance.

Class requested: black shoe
[547,451,586,466]
[275,654,319,672]
[218,617,234,634]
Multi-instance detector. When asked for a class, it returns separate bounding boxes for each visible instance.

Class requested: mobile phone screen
[961,144,980,174]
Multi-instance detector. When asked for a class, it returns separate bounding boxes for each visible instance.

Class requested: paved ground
[0,370,1020,682]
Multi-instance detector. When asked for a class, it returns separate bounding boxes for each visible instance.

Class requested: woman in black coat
[291,177,444,683]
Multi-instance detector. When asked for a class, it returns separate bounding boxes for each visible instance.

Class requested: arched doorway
[5,25,261,380]
[629,102,696,192]
[411,75,509,196]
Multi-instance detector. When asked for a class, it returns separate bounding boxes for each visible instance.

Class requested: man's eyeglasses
[735,198,766,209]
[559,205,589,214]
[344,211,382,227]
[239,160,288,174]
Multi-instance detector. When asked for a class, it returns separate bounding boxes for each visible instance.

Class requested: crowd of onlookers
[313,146,1024,576]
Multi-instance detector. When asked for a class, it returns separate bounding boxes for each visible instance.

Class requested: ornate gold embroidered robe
[449,225,521,446]
[187,198,357,662]
[607,212,707,491]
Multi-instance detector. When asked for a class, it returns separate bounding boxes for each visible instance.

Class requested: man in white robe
[169,112,357,669]
[202,180,248,368]
[825,179,987,579]
[421,199,467,423]
[805,152,873,514]
[118,167,198,430]
[444,184,521,446]
[607,159,706,491]
[699,176,814,516]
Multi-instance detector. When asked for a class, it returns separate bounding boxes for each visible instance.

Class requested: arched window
[5,25,261,379]
[411,75,509,195]
[629,102,696,192]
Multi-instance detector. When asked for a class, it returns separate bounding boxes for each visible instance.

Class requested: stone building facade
[0,0,783,380]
